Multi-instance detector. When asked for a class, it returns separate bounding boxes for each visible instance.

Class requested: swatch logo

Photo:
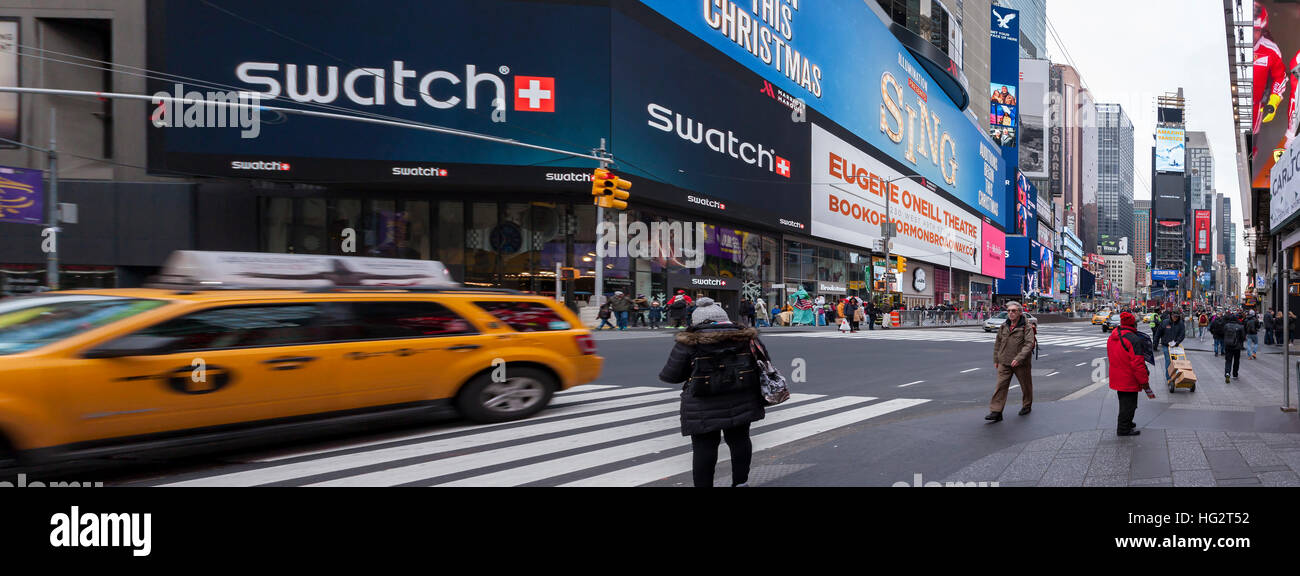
[688,195,726,210]
[231,160,291,171]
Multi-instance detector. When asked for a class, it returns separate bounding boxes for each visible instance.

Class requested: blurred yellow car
[1091,310,1112,325]
[0,252,601,465]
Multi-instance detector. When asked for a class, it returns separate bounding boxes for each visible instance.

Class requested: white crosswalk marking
[562,398,930,487]
[766,329,1110,349]
[152,387,929,487]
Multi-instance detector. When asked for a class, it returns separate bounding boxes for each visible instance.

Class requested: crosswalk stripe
[183,393,698,482]
[551,386,670,406]
[557,384,617,394]
[431,396,879,488]
[252,387,677,462]
[561,398,931,487]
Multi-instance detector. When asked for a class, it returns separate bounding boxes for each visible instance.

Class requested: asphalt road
[13,321,1115,486]
[596,322,1110,417]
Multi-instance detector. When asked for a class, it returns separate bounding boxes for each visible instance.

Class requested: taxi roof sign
[149,251,459,290]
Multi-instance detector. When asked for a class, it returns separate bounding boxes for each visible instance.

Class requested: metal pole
[46,108,58,291]
[1285,269,1293,412]
[555,261,562,304]
[594,139,607,314]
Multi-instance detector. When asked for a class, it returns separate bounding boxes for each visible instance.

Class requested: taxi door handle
[264,356,317,370]
[446,344,481,351]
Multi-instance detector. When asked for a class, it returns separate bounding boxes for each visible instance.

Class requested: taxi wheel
[457,367,556,424]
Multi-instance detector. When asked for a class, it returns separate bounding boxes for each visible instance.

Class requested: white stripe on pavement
[1046,371,1059,377]
[253,387,678,462]
[898,380,925,388]
[1076,362,1087,367]
[172,392,713,485]
[1010,385,1020,390]
[560,398,931,487]
[427,396,879,487]
[961,368,980,373]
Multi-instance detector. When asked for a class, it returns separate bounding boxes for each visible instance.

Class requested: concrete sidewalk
[590,318,1093,339]
[930,343,1300,487]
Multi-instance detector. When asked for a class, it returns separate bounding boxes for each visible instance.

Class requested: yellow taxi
[1091,309,1112,325]
[0,252,602,465]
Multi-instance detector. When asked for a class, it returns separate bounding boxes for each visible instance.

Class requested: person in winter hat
[659,297,767,487]
[1108,312,1152,436]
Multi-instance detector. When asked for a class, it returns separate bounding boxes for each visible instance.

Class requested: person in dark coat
[1222,312,1246,382]
[1108,312,1151,436]
[740,298,756,328]
[843,297,860,332]
[1264,309,1276,346]
[666,290,692,329]
[658,297,766,487]
[1155,310,1185,384]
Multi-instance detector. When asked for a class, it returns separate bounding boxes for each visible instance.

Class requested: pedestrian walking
[1210,312,1226,356]
[1276,310,1285,345]
[1155,309,1185,385]
[634,294,649,327]
[1108,312,1153,437]
[740,298,756,328]
[667,290,692,329]
[985,301,1036,422]
[657,297,766,488]
[755,297,769,327]
[1197,312,1209,340]
[1264,308,1276,346]
[1245,311,1260,360]
[1222,312,1246,382]
[648,300,663,329]
[597,303,615,330]
[609,291,632,331]
[843,297,860,332]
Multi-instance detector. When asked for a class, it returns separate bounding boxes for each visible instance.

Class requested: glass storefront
[0,265,116,294]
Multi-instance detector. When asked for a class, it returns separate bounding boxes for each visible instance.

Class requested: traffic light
[591,168,632,210]
[897,256,907,274]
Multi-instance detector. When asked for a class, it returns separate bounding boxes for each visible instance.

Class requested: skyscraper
[1218,194,1232,269]
[1134,199,1151,288]
[1186,131,1214,213]
[1095,103,1134,256]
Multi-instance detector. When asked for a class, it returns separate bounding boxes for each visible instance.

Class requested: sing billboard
[1155,127,1185,173]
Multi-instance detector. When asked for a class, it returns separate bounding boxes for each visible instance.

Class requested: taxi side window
[136,304,332,353]
[347,301,477,339]
[473,301,571,332]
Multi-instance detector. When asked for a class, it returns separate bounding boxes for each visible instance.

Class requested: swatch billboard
[637,0,1006,226]
[147,0,614,183]
[982,220,1006,279]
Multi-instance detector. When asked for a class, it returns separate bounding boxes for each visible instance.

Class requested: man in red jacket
[1108,312,1152,436]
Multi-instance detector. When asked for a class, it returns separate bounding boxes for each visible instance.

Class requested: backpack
[1223,322,1245,349]
[669,298,687,311]
[1115,326,1155,366]
[1210,317,1226,337]
[687,344,758,397]
[1245,317,1258,335]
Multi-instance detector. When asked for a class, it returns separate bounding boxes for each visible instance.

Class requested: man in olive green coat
[986,301,1037,422]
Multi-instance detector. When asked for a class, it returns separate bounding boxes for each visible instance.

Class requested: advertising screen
[0,165,43,224]
[1155,127,1185,173]
[1194,209,1212,254]
[1154,173,1187,222]
[810,123,982,273]
[610,5,811,230]
[1019,59,1049,179]
[1270,134,1300,233]
[994,266,1025,296]
[1005,235,1031,268]
[1253,0,1300,189]
[637,0,1007,225]
[0,19,16,148]
[989,7,1020,151]
[1151,269,1181,281]
[147,0,614,183]
[981,220,1006,279]
[1038,244,1054,294]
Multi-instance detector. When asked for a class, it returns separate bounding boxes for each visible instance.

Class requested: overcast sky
[1046,0,1246,292]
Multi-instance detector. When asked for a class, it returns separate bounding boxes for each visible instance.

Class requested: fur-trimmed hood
[674,325,759,345]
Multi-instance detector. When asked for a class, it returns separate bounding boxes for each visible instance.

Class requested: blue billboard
[637,0,1006,225]
[995,267,1027,296]
[1151,269,1182,282]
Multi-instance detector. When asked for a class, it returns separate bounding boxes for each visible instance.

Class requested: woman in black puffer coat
[659,297,766,487]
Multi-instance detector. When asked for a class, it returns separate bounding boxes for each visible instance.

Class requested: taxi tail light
[574,333,597,355]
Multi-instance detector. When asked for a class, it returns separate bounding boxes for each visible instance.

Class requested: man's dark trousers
[1225,347,1242,377]
[1117,391,1138,433]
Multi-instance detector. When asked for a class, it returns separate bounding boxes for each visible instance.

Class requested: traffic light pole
[594,139,608,312]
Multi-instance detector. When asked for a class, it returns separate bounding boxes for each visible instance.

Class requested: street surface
[35,322,1117,486]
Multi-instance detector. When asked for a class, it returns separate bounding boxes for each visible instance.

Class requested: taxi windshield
[0,295,168,355]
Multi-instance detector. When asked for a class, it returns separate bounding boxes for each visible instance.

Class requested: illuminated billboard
[1194,209,1211,254]
[1155,127,1185,173]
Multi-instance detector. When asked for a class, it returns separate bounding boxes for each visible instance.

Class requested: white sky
[1046,0,1246,293]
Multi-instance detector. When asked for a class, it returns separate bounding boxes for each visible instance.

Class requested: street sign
[881,222,896,238]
